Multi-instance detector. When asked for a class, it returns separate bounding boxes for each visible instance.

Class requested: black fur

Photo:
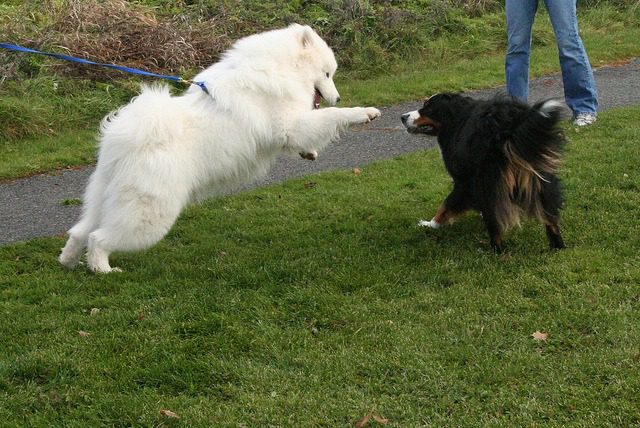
[401,93,567,252]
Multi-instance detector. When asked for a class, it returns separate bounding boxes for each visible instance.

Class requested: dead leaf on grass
[304,181,317,189]
[90,308,100,316]
[353,167,362,176]
[160,409,180,419]
[372,414,389,424]
[531,331,548,341]
[78,331,90,337]
[355,415,370,428]
[355,413,389,427]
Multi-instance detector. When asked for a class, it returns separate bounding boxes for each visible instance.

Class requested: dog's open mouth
[411,116,440,135]
[313,89,323,109]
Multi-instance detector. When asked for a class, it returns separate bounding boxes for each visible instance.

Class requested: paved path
[1,58,639,245]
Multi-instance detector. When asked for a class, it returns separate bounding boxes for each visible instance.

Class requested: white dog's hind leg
[86,230,120,273]
[60,210,103,269]
[59,170,107,269]
[85,191,185,273]
[59,231,88,269]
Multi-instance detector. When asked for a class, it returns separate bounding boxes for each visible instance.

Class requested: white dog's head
[193,24,341,111]
[291,24,341,107]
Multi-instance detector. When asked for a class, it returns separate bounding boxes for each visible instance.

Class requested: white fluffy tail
[537,99,564,118]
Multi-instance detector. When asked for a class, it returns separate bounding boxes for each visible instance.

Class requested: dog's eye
[325,72,330,78]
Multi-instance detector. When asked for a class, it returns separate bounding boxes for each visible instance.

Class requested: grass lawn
[1,106,638,426]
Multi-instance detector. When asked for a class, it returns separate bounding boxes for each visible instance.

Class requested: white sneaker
[573,113,597,127]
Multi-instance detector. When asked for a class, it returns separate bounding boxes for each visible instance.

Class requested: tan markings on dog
[504,140,562,181]
[494,184,525,233]
[545,222,561,234]
[415,115,439,128]
[432,202,469,225]
[496,140,563,232]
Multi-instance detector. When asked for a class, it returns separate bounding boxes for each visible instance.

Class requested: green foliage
[1,0,634,81]
[0,77,133,142]
[0,106,639,425]
[0,129,98,180]
[0,1,639,180]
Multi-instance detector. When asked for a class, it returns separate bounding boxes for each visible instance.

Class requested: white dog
[59,24,381,273]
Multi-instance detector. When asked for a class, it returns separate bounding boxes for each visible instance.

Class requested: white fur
[538,99,563,118]
[418,219,441,229]
[403,110,421,128]
[59,24,381,273]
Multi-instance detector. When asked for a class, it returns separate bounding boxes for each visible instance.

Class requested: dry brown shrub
[49,0,231,78]
[456,0,501,16]
[1,0,232,80]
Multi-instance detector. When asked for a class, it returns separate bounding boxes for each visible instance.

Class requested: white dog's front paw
[351,107,381,124]
[59,254,79,270]
[299,150,318,161]
[361,107,381,122]
[418,219,440,229]
[91,266,123,274]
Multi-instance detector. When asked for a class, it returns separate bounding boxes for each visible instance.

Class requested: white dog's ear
[300,25,315,48]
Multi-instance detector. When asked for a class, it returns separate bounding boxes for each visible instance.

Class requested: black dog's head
[401,93,468,136]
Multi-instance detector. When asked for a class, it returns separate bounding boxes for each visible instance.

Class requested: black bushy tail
[506,99,566,178]
[497,99,567,231]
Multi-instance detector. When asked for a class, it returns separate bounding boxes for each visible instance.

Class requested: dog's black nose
[336,96,341,103]
[401,113,409,124]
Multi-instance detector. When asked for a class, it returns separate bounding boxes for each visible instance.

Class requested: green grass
[0,129,97,180]
[1,2,640,425]
[1,106,639,426]
[339,6,640,106]
[0,78,130,179]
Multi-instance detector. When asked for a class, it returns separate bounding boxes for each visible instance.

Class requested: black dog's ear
[424,93,450,107]
[424,93,443,106]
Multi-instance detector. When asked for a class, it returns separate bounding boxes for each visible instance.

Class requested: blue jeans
[505,0,598,115]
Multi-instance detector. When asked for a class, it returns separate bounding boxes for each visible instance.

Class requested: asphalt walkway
[1,58,639,245]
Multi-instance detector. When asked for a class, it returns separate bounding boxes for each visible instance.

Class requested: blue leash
[0,42,209,94]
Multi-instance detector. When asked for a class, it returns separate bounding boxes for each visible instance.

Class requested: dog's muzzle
[401,110,439,135]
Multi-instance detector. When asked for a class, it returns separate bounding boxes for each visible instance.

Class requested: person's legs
[505,0,539,101]
[543,0,598,116]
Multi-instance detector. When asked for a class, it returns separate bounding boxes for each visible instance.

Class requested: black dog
[401,93,567,252]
